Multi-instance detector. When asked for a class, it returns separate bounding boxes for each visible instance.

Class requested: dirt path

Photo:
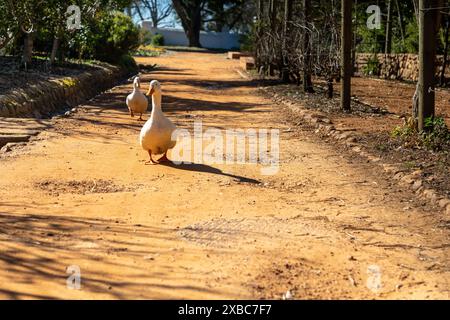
[0,52,448,299]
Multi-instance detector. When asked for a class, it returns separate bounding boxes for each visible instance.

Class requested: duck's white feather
[139,82,176,155]
[126,78,148,115]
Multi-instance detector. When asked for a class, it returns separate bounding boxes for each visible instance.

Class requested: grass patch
[391,116,450,151]
[133,45,166,57]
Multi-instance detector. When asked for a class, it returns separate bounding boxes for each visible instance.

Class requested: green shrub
[68,11,139,64]
[151,34,164,46]
[240,32,254,53]
[421,117,450,151]
[117,54,138,73]
[363,55,380,76]
[392,116,450,151]
[139,28,153,45]
[404,20,419,54]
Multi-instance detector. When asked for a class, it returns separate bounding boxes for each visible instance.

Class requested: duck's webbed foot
[145,150,158,165]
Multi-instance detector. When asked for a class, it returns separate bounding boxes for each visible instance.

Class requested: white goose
[140,80,177,165]
[126,76,148,121]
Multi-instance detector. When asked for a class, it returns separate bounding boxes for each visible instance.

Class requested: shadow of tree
[0,211,230,299]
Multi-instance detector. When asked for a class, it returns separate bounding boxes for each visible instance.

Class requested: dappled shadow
[0,210,232,299]
[170,78,280,90]
[163,94,268,114]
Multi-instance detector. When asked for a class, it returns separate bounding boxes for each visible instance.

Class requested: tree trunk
[255,0,263,70]
[395,0,405,48]
[50,36,59,66]
[172,0,203,48]
[341,0,352,112]
[186,24,201,47]
[269,0,277,76]
[281,0,293,82]
[302,0,314,92]
[385,0,393,54]
[23,32,34,68]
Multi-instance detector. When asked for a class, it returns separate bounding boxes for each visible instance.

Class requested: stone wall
[0,63,130,118]
[355,53,450,82]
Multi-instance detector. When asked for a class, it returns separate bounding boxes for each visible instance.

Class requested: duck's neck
[152,92,162,113]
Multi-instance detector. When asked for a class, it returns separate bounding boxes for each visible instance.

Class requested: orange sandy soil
[316,77,450,131]
[0,52,448,299]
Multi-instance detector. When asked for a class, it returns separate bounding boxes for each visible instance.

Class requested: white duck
[126,76,148,121]
[140,80,177,165]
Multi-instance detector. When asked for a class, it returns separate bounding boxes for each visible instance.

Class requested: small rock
[367,155,381,163]
[1,144,11,153]
[423,189,438,204]
[393,172,404,180]
[339,132,353,140]
[348,275,357,287]
[282,290,294,300]
[400,175,415,185]
[382,164,396,173]
[411,170,423,177]
[438,198,450,209]
[411,180,423,191]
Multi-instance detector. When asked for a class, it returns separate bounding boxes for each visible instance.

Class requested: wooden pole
[385,0,393,54]
[418,0,436,131]
[341,0,352,112]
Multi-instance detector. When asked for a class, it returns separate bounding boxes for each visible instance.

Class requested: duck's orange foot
[144,150,158,165]
[158,153,170,163]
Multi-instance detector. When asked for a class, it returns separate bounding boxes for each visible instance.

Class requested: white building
[141,22,240,50]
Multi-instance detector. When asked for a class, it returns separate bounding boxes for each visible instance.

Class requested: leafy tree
[203,0,254,33]
[1,0,139,67]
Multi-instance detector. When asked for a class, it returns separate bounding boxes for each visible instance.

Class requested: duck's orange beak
[147,87,154,96]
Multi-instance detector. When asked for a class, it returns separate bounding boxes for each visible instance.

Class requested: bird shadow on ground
[159,161,261,185]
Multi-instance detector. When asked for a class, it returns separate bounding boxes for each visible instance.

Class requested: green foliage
[1,0,138,68]
[116,54,138,73]
[139,28,153,45]
[391,122,415,138]
[363,55,380,76]
[356,23,385,54]
[133,45,166,57]
[67,11,139,64]
[151,34,165,46]
[240,31,254,53]
[403,20,419,54]
[354,1,419,54]
[421,117,450,151]
[392,116,450,151]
